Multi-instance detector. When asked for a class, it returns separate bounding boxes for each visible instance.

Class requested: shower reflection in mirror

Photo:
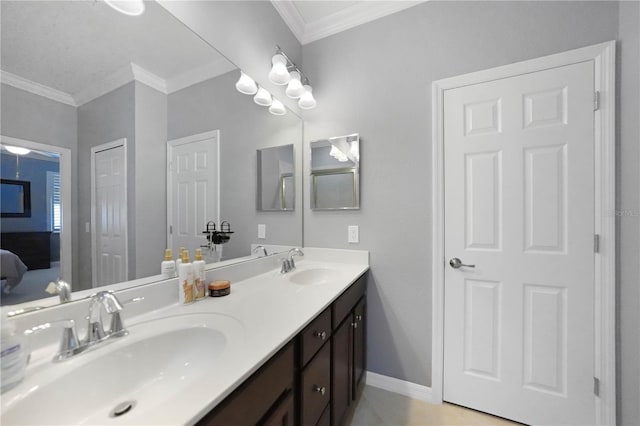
[257,144,295,211]
[310,134,360,210]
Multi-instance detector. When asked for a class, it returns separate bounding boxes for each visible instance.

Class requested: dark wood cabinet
[196,273,367,426]
[263,391,295,426]
[197,343,294,426]
[331,276,367,426]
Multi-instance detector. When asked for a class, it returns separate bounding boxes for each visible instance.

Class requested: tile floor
[350,386,521,426]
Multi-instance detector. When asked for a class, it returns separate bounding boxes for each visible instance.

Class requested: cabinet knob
[352,322,358,329]
[314,330,327,340]
[313,385,326,396]
[355,314,363,321]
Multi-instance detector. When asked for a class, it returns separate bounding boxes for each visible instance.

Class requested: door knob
[449,258,475,269]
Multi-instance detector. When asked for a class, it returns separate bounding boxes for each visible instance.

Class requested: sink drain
[110,401,136,418]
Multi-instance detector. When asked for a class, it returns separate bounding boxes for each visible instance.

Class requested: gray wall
[134,82,168,278]
[302,2,638,425]
[77,83,135,289]
[616,1,640,424]
[167,70,303,259]
[0,83,79,285]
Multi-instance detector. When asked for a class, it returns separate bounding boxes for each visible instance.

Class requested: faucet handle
[24,319,80,361]
[108,296,143,336]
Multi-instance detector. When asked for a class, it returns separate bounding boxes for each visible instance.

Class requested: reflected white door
[167,131,219,258]
[443,61,595,425]
[92,140,127,287]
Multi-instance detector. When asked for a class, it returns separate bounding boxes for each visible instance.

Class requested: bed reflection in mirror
[310,134,360,210]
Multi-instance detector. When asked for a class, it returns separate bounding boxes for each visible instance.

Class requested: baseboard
[365,371,437,403]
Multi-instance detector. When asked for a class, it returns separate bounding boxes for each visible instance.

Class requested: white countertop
[1,250,369,425]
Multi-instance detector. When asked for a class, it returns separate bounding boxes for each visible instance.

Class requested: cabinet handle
[352,322,358,329]
[313,385,326,396]
[314,331,327,340]
[355,314,363,321]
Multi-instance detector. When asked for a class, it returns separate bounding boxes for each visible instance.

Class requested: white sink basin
[288,267,344,285]
[1,312,244,425]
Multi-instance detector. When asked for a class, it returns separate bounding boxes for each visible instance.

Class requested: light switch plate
[348,225,359,243]
[258,224,266,239]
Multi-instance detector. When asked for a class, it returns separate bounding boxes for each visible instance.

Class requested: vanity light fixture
[298,85,317,109]
[268,46,316,108]
[253,87,273,107]
[104,0,145,16]
[269,99,287,116]
[235,71,258,95]
[268,54,291,85]
[285,71,304,99]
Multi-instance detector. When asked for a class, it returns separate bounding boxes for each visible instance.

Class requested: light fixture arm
[275,45,311,85]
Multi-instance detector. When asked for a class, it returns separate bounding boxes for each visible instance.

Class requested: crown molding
[166,58,236,94]
[271,1,306,43]
[272,1,424,45]
[3,60,234,108]
[0,70,77,107]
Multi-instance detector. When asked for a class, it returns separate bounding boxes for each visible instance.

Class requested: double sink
[1,259,363,425]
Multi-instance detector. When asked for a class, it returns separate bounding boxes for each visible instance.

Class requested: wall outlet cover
[348,225,359,243]
[258,224,266,239]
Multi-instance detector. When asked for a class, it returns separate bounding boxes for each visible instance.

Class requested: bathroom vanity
[0,248,369,426]
[197,273,366,426]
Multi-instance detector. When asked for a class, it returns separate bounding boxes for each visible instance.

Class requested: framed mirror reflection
[310,134,360,210]
[257,144,295,211]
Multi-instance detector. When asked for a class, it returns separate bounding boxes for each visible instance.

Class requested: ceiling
[271,0,425,45]
[0,0,233,107]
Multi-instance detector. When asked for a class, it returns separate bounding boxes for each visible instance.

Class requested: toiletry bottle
[178,250,194,304]
[161,248,176,278]
[193,248,206,300]
[1,322,29,393]
[176,247,185,270]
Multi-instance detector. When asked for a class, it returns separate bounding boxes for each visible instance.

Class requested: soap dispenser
[1,322,29,393]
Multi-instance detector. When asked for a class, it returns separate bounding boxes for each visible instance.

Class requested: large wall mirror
[0,1,303,308]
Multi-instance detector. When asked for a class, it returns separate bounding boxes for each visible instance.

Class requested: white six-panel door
[443,61,595,425]
[92,140,127,287]
[167,131,219,258]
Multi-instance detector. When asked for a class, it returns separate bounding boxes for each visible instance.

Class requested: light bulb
[253,87,273,106]
[269,99,287,116]
[285,71,304,99]
[104,0,145,16]
[268,54,290,85]
[5,146,30,155]
[235,71,258,95]
[298,85,316,109]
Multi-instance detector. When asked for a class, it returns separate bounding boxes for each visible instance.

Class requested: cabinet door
[353,299,366,398]
[262,391,294,426]
[331,317,352,426]
[302,342,331,426]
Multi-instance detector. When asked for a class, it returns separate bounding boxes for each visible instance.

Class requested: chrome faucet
[86,291,126,344]
[24,293,139,362]
[252,245,268,257]
[281,248,304,274]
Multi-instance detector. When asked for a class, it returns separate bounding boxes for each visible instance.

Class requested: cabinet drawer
[332,274,366,329]
[301,342,331,426]
[197,343,294,425]
[300,307,332,367]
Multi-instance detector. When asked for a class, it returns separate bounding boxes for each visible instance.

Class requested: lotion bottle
[175,247,185,270]
[178,250,194,304]
[193,248,206,300]
[1,322,29,393]
[161,249,176,278]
